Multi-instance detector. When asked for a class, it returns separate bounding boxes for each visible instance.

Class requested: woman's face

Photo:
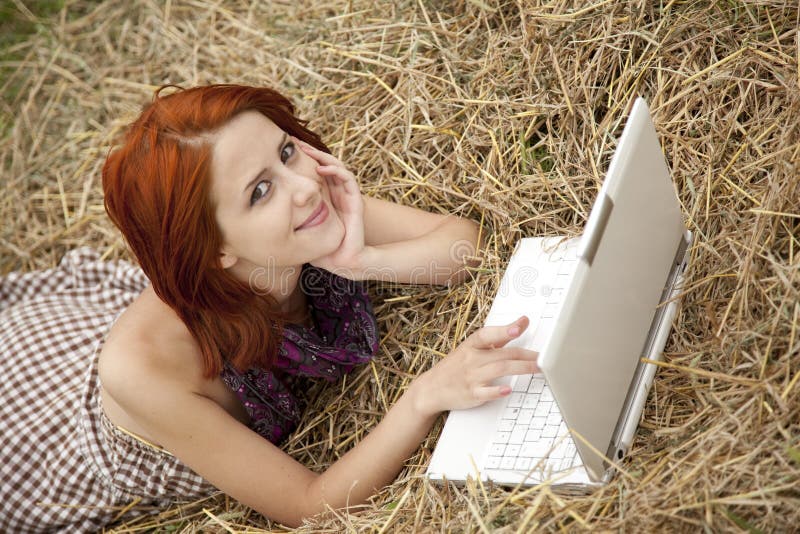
[209,110,344,287]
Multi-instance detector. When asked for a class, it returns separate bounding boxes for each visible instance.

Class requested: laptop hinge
[604,231,691,471]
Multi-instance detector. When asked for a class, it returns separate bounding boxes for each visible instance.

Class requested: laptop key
[546,287,565,303]
[522,393,540,408]
[549,439,566,458]
[500,456,516,470]
[518,409,534,425]
[512,374,532,392]
[489,444,506,456]
[534,402,551,418]
[507,392,525,408]
[520,439,553,458]
[498,419,514,432]
[541,425,559,439]
[525,428,542,442]
[556,272,572,284]
[485,456,501,469]
[566,246,578,260]
[527,378,545,394]
[541,303,558,318]
[532,320,554,348]
[509,426,527,444]
[515,457,532,471]
[561,456,578,471]
[502,407,520,419]
[519,443,536,458]
[531,416,547,429]
[495,431,511,443]
[545,458,563,473]
[558,259,575,275]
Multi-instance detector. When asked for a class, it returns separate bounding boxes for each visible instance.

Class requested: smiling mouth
[295,201,328,230]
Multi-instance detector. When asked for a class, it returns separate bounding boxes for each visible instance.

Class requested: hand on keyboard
[408,315,539,417]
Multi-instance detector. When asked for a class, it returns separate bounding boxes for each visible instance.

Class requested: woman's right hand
[409,315,538,418]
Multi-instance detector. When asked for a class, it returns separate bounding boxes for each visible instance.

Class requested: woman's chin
[311,223,346,259]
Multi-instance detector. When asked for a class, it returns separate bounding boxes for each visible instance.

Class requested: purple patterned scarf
[220,264,379,444]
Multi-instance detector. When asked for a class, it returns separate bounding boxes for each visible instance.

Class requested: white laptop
[426,98,692,488]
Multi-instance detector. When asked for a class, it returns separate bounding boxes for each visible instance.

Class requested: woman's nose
[289,170,321,206]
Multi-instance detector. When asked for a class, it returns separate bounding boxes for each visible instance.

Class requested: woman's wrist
[318,245,375,281]
[353,245,377,280]
[406,371,441,421]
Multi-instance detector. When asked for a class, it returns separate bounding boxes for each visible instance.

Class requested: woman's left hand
[295,138,368,276]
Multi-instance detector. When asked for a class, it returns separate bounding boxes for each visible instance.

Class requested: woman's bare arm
[103,356,434,527]
[101,316,536,528]
[359,195,486,286]
[296,142,487,287]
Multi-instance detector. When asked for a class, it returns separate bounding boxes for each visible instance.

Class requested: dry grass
[2,0,799,532]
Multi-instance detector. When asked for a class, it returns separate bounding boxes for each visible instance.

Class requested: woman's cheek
[333,210,346,233]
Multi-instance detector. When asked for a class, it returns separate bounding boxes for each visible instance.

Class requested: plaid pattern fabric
[0,248,215,533]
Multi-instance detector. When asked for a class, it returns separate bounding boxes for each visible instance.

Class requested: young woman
[0,84,535,530]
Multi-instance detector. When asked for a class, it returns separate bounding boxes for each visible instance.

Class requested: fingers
[316,165,359,196]
[470,348,537,400]
[472,384,513,403]
[491,345,539,362]
[294,137,342,167]
[293,136,360,197]
[467,315,530,349]
[472,357,539,384]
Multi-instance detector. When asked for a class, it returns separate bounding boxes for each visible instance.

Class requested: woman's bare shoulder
[99,285,206,394]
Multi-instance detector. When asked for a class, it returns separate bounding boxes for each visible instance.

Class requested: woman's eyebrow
[241,132,288,194]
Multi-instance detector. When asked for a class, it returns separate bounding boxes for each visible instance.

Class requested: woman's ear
[219,250,238,269]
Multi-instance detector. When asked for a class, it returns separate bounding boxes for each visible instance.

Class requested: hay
[2,0,799,531]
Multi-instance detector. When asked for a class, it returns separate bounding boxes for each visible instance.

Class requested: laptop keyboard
[482,238,582,477]
[484,375,580,474]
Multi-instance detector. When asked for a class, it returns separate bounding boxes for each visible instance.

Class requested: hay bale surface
[2,0,798,531]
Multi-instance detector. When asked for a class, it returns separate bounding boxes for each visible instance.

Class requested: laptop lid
[537,98,687,481]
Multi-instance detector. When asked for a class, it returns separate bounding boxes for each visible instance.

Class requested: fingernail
[508,325,520,336]
[499,386,511,395]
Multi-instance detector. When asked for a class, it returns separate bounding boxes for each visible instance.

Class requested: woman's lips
[296,202,328,230]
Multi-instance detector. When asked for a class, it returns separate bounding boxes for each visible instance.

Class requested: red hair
[102,84,331,378]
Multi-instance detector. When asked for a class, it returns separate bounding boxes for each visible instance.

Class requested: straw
[2,0,798,531]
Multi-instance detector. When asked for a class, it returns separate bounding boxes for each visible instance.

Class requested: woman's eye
[250,180,271,206]
[281,142,295,163]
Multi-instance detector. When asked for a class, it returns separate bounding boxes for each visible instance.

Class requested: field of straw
[2,0,799,531]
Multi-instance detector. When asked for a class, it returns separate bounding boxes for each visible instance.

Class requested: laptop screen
[537,98,687,481]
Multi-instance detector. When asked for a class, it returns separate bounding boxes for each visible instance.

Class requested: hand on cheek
[292,136,367,276]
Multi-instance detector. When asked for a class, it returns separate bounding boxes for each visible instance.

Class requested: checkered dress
[0,248,216,532]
